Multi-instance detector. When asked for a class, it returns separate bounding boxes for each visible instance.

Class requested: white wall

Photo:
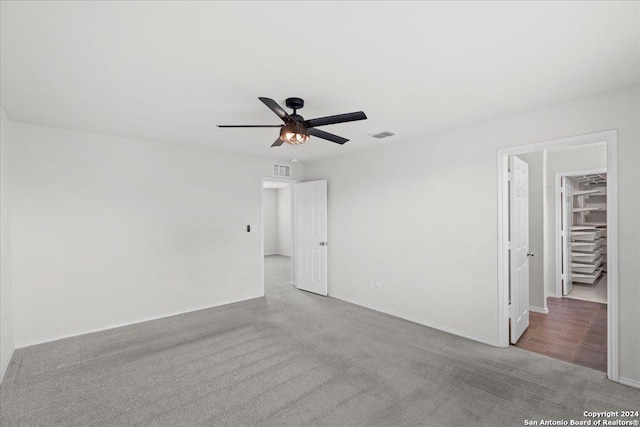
[8,122,303,347]
[0,107,15,382]
[276,187,292,257]
[262,188,278,255]
[304,85,640,384]
[263,186,292,257]
[544,143,607,296]
[514,152,545,311]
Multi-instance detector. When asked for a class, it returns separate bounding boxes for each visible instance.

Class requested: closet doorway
[497,130,619,381]
[556,169,608,303]
[261,178,297,295]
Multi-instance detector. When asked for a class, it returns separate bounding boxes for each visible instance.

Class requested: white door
[510,156,530,344]
[294,180,327,296]
[561,176,573,295]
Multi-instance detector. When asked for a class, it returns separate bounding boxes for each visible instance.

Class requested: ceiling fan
[217,97,367,147]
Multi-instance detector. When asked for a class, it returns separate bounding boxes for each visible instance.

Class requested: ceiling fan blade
[308,128,349,145]
[271,138,285,147]
[217,125,283,128]
[305,111,367,128]
[259,97,291,122]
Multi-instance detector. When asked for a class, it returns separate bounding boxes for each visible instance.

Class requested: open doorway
[261,178,329,297]
[262,179,296,295]
[497,130,619,382]
[556,169,608,304]
[511,145,608,372]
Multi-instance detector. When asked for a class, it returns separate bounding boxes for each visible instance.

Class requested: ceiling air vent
[370,131,395,139]
[273,163,291,178]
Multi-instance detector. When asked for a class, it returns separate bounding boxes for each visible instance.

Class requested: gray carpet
[1,255,638,426]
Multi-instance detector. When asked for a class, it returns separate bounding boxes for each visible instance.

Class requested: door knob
[319,242,327,246]
[527,252,534,257]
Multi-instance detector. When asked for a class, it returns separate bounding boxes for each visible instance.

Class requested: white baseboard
[15,294,263,349]
[545,289,560,299]
[331,294,499,347]
[0,345,15,384]
[529,305,549,314]
[618,377,640,390]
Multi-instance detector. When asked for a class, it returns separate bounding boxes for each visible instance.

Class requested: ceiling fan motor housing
[285,97,304,111]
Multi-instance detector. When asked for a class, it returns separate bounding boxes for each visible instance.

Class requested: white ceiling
[1,2,639,163]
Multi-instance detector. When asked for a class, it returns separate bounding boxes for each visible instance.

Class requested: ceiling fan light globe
[280,126,309,145]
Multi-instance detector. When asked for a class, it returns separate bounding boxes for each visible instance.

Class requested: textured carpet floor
[1,255,638,426]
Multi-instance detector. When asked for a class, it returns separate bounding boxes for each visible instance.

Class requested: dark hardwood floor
[515,297,607,372]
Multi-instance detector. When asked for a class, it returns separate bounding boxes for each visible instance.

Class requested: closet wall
[276,187,292,257]
[262,186,292,257]
[262,189,278,255]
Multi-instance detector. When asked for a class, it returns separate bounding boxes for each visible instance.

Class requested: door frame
[260,176,300,296]
[554,167,607,298]
[496,129,619,382]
